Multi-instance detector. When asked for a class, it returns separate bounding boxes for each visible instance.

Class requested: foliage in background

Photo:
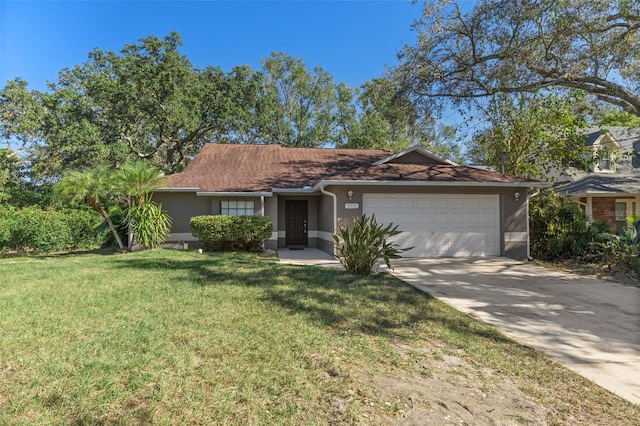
[0,205,103,255]
[395,0,640,118]
[529,192,605,260]
[190,215,273,252]
[333,214,411,276]
[338,77,463,161]
[592,215,640,280]
[1,33,464,183]
[467,92,590,179]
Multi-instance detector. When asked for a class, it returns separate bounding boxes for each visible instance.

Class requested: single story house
[557,126,640,233]
[155,144,548,260]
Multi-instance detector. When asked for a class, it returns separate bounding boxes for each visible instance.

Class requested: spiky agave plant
[332,214,411,276]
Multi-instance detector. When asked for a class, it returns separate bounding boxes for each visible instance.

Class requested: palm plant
[54,168,126,251]
[117,161,167,206]
[116,161,170,250]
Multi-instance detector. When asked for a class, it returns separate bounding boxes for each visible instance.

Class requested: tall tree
[0,78,44,150]
[396,0,640,117]
[2,33,242,178]
[339,77,462,160]
[466,92,589,179]
[258,52,342,147]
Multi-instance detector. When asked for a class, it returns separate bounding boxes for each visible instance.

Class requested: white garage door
[363,194,500,257]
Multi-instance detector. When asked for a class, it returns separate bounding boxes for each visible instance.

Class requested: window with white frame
[593,136,619,173]
[597,148,615,171]
[615,199,637,234]
[220,200,255,216]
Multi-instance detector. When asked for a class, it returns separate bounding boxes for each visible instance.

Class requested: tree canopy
[1,33,459,181]
[466,92,589,180]
[396,0,640,117]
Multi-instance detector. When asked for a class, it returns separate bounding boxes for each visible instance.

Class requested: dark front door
[286,200,308,246]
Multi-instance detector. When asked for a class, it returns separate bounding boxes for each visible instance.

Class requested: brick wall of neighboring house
[592,197,617,231]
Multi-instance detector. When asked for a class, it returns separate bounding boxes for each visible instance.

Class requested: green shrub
[190,215,272,252]
[7,207,73,254]
[0,206,103,255]
[0,205,17,253]
[125,201,172,249]
[592,216,640,279]
[332,214,411,276]
[60,208,105,249]
[529,192,603,260]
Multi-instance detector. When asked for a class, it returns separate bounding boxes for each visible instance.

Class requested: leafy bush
[0,205,17,252]
[332,214,411,276]
[529,192,603,260]
[61,208,105,249]
[125,200,172,249]
[190,215,272,252]
[592,216,640,280]
[0,206,102,255]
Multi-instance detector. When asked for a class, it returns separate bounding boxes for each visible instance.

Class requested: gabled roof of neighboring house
[584,126,640,151]
[557,126,640,196]
[558,174,640,196]
[161,144,542,193]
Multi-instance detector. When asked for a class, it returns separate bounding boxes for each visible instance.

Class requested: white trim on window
[220,200,255,216]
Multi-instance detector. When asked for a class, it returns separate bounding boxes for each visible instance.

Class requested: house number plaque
[345,203,359,209]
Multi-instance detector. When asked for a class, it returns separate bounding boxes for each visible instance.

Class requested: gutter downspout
[526,189,541,261]
[320,185,338,257]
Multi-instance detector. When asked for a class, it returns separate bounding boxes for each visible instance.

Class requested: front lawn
[0,250,637,424]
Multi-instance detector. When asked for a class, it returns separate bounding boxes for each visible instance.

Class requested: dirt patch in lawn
[354,343,547,425]
[340,339,638,426]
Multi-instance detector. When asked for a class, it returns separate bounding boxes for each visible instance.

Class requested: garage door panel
[363,194,500,257]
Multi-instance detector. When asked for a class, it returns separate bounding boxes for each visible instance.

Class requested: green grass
[0,250,637,425]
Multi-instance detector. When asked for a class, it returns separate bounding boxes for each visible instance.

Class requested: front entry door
[286,200,308,246]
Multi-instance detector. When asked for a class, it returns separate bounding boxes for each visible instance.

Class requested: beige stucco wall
[264,196,278,250]
[157,185,532,260]
[154,192,211,234]
[154,192,266,243]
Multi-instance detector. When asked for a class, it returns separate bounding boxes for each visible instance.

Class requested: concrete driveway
[390,257,640,405]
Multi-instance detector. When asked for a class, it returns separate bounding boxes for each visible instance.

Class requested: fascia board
[372,145,458,166]
[196,191,273,197]
[154,187,200,192]
[312,180,551,190]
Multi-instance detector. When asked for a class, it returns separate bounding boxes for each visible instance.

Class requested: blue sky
[1,0,421,92]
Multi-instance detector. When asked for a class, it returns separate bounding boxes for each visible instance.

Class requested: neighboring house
[155,144,548,260]
[557,127,640,233]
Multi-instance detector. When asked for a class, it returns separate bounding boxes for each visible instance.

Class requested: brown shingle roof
[162,144,536,192]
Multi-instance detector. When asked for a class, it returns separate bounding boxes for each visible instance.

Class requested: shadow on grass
[111,251,511,345]
[0,246,120,259]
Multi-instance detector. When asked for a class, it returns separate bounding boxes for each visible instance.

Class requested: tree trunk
[103,210,126,252]
[87,196,125,251]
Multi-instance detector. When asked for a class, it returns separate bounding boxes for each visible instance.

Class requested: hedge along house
[155,144,548,260]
